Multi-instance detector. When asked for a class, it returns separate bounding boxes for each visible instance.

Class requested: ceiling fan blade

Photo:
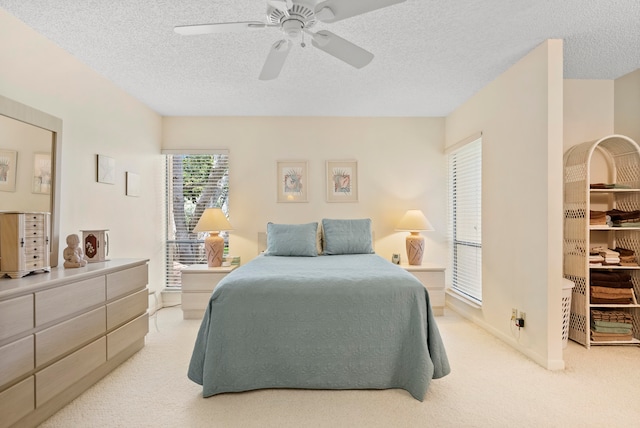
[259,39,292,80]
[311,30,373,69]
[267,0,290,16]
[174,21,270,35]
[314,0,406,23]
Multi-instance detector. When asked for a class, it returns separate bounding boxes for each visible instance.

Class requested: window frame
[447,134,482,304]
[162,149,230,288]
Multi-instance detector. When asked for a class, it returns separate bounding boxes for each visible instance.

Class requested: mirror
[0,94,62,267]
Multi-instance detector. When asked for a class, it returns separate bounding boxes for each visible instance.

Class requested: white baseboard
[445,301,565,371]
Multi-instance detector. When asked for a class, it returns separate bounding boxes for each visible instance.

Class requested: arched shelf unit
[564,134,640,348]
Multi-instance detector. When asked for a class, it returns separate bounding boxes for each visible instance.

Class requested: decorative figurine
[63,233,88,268]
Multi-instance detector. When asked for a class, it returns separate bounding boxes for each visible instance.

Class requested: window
[163,150,229,288]
[447,135,482,303]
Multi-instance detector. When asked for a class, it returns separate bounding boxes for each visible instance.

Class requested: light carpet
[38,307,639,427]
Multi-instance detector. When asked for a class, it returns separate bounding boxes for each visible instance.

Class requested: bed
[188,219,450,401]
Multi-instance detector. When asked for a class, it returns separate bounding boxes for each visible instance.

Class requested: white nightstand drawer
[181,265,237,292]
[181,265,237,319]
[401,264,445,316]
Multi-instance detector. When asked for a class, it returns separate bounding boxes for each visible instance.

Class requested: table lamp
[396,209,434,265]
[192,208,233,267]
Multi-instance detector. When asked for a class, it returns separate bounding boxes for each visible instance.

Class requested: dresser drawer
[35,337,106,406]
[0,376,34,428]
[21,234,47,247]
[107,288,148,330]
[35,276,105,326]
[0,295,34,342]
[106,264,148,300]
[22,227,46,239]
[36,307,106,367]
[23,213,46,223]
[107,314,148,360]
[0,336,34,388]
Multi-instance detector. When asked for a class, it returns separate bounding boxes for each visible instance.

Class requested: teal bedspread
[188,254,450,400]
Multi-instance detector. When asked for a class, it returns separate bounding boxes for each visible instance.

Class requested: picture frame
[326,160,358,202]
[0,149,18,192]
[32,152,52,194]
[97,154,116,184]
[277,160,308,203]
[126,171,140,197]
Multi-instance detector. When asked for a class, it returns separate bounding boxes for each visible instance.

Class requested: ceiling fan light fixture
[282,19,304,38]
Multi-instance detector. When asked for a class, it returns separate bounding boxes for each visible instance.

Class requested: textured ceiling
[1,0,639,117]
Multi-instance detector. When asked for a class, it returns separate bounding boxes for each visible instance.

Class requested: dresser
[0,259,148,428]
[0,212,51,279]
[401,263,445,316]
[181,264,237,319]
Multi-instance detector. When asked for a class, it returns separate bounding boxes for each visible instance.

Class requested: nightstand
[401,263,445,316]
[181,264,238,319]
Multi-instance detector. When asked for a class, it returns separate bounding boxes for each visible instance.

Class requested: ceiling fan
[174,0,406,80]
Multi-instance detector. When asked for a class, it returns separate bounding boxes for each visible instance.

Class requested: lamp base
[406,232,425,266]
[204,232,224,267]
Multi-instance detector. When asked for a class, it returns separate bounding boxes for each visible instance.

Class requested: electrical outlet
[511,308,517,319]
[520,311,526,322]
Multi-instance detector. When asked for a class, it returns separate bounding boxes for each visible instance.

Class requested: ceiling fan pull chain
[301,32,306,48]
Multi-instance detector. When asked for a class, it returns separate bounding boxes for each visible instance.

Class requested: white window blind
[447,136,482,303]
[164,151,229,288]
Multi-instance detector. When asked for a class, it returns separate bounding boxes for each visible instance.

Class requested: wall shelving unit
[563,134,640,348]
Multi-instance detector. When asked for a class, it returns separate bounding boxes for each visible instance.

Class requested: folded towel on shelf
[590,280,633,289]
[606,209,640,222]
[590,330,634,342]
[590,324,632,334]
[591,309,634,323]
[589,210,607,225]
[613,247,635,257]
[590,271,632,282]
[612,222,640,227]
[592,320,633,329]
[591,298,634,304]
[590,183,632,189]
[590,286,634,297]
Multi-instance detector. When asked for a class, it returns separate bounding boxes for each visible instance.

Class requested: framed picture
[0,149,18,192]
[277,160,308,203]
[32,152,52,194]
[326,160,358,202]
[126,171,140,197]
[97,154,116,184]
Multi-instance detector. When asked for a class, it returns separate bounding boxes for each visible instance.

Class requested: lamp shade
[193,208,233,233]
[395,209,434,232]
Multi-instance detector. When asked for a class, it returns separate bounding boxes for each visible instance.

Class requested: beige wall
[614,69,640,142]
[445,40,565,369]
[162,116,447,266]
[0,9,164,297]
[564,80,614,150]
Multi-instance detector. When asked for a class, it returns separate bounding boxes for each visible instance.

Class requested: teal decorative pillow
[322,218,374,255]
[264,222,319,257]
